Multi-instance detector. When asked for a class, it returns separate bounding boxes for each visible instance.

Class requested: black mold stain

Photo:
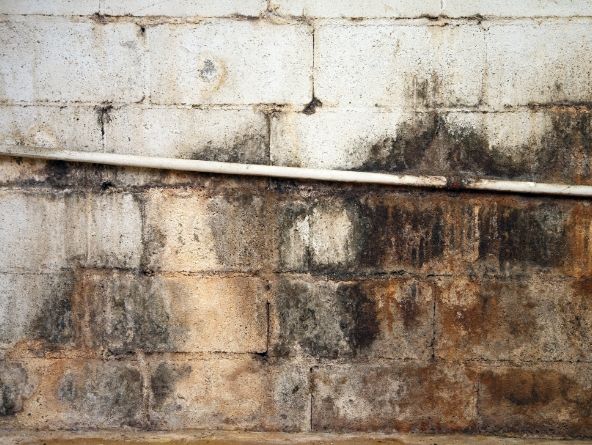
[96,103,113,140]
[191,132,268,164]
[359,200,445,270]
[478,203,568,270]
[538,112,592,184]
[150,362,191,407]
[59,364,144,426]
[274,279,344,358]
[358,110,592,184]
[336,283,379,355]
[274,279,379,358]
[359,114,438,173]
[88,274,171,354]
[278,202,311,271]
[303,97,322,115]
[0,363,30,417]
[43,160,71,187]
[30,274,75,347]
[398,282,420,330]
[480,368,592,436]
[207,192,267,270]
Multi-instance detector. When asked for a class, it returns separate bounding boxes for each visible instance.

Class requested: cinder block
[315,24,485,108]
[277,197,362,272]
[270,0,441,18]
[101,0,266,17]
[271,110,402,170]
[86,192,143,269]
[79,270,268,354]
[0,272,75,352]
[436,275,592,362]
[0,17,144,103]
[105,107,268,163]
[444,0,592,17]
[0,106,102,151]
[142,188,273,272]
[270,276,434,360]
[0,358,145,429]
[147,22,312,105]
[0,191,67,271]
[0,0,98,15]
[148,357,309,431]
[485,23,592,108]
[312,363,477,432]
[477,363,592,436]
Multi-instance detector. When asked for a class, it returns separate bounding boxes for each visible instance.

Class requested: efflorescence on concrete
[1,0,592,440]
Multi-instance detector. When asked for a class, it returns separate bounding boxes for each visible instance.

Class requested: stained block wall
[1,0,592,438]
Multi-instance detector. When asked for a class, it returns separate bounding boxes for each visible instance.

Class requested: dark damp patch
[336,282,379,355]
[303,97,322,115]
[206,192,268,270]
[357,110,592,184]
[278,201,311,272]
[359,200,445,270]
[397,282,420,330]
[478,203,568,270]
[59,363,144,426]
[273,279,345,358]
[86,274,171,354]
[191,132,268,164]
[0,363,30,417]
[358,113,439,173]
[273,278,379,358]
[150,362,191,407]
[140,223,166,274]
[43,160,71,187]
[538,111,592,184]
[30,274,75,347]
[479,368,592,435]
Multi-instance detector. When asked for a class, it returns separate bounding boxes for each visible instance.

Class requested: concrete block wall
[1,0,592,438]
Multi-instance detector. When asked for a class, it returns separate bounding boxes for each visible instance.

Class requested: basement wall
[0,0,592,438]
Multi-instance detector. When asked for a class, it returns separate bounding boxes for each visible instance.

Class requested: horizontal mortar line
[4,13,592,24]
[276,271,583,282]
[0,268,269,278]
[0,351,275,361]
[1,101,591,113]
[3,145,592,198]
[0,268,583,282]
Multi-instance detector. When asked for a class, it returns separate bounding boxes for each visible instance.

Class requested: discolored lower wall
[1,158,592,437]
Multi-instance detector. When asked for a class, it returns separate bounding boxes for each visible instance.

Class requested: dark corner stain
[303,97,322,115]
[398,282,420,330]
[0,363,30,417]
[30,276,75,347]
[336,282,379,355]
[150,362,191,407]
[478,203,568,269]
[100,180,114,191]
[90,13,109,24]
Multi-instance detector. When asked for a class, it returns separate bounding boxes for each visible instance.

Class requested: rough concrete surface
[1,0,592,441]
